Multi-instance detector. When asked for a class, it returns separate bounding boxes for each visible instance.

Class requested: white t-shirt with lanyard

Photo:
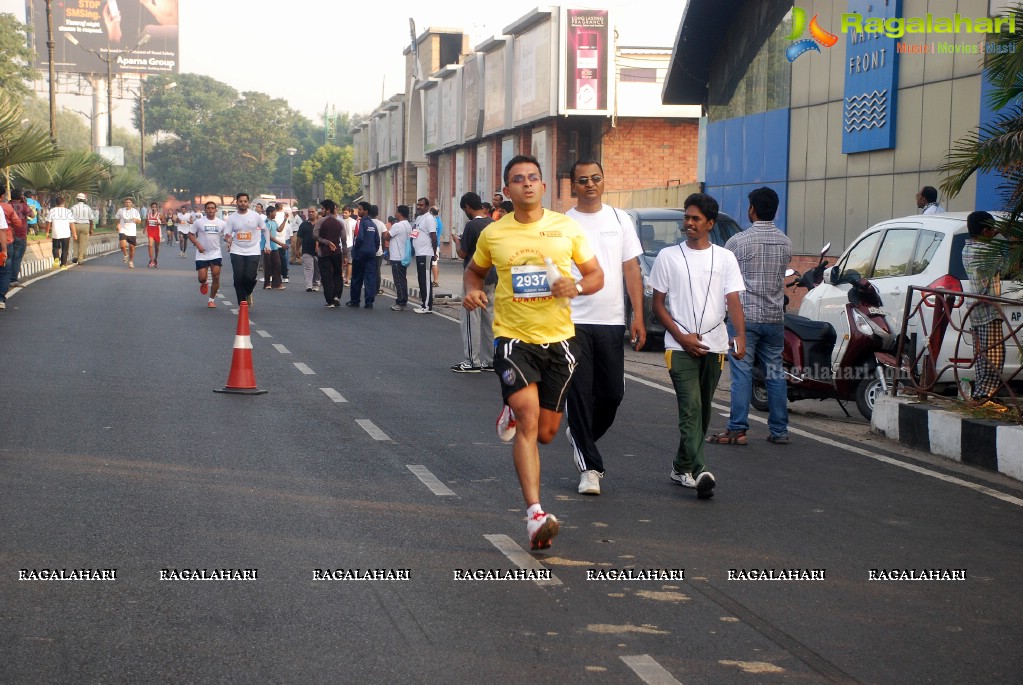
[177,211,193,234]
[566,204,642,326]
[48,206,75,239]
[648,243,745,354]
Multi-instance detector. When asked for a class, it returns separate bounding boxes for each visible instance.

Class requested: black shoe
[364,304,373,309]
[332,297,341,306]
[451,362,482,373]
[480,363,494,371]
[695,471,716,499]
[345,301,359,308]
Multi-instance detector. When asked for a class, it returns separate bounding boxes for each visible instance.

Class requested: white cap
[76,193,88,200]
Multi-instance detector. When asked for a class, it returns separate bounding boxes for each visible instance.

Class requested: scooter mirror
[821,242,831,255]
[784,268,796,277]
[830,267,840,285]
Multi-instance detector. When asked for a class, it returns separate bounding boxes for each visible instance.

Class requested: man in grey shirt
[709,186,792,445]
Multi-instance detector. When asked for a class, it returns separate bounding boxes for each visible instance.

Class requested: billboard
[560,8,611,115]
[29,0,179,75]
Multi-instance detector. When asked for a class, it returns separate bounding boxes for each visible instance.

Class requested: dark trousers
[319,254,344,304]
[390,261,408,306]
[8,236,26,282]
[566,324,626,474]
[666,350,725,476]
[279,248,289,279]
[349,255,377,306]
[52,238,70,266]
[262,249,282,287]
[230,253,260,304]
[415,256,433,310]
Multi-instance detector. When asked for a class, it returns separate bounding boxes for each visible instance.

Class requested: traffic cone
[214,301,268,395]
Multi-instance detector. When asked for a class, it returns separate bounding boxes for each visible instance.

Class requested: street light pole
[140,78,145,173]
[286,147,297,201]
[45,0,56,143]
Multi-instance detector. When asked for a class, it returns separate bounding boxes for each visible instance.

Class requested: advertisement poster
[29,0,179,75]
[562,8,609,113]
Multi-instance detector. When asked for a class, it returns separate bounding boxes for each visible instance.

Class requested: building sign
[30,0,179,75]
[842,0,901,153]
[560,8,610,115]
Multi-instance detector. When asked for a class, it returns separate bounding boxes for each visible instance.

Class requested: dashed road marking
[406,465,456,496]
[483,534,562,587]
[272,344,290,354]
[356,419,390,441]
[230,308,239,315]
[320,388,347,403]
[620,655,683,685]
[294,362,315,375]
[256,330,271,338]
[622,373,1023,508]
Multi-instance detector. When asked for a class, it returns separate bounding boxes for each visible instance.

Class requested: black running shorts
[493,337,577,412]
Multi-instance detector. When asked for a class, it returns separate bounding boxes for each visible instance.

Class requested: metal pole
[106,57,113,147]
[140,79,146,174]
[45,0,56,142]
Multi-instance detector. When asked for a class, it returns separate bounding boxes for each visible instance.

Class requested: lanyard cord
[679,243,714,339]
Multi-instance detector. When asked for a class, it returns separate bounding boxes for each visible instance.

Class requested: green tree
[0,14,38,100]
[294,144,360,206]
[12,150,110,200]
[131,73,237,139]
[941,4,1023,274]
[21,96,93,152]
[1,95,62,189]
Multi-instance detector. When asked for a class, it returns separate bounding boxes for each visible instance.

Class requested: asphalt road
[2,252,1021,684]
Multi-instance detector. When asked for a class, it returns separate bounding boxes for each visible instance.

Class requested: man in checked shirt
[709,186,792,446]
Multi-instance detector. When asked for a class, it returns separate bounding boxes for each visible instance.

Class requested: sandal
[706,430,747,445]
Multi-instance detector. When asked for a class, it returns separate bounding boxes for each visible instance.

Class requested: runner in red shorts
[145,202,164,268]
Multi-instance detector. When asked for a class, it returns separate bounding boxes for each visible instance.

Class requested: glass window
[839,231,881,279]
[872,229,918,279]
[910,230,943,275]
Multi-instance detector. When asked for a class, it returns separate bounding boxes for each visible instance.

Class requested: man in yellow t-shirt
[464,154,603,551]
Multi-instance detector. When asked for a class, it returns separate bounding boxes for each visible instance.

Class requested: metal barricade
[887,285,1023,420]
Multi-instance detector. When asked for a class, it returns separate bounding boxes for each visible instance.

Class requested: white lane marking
[223,301,233,306]
[320,388,348,403]
[356,419,391,441]
[622,373,1023,508]
[432,310,459,323]
[217,293,225,298]
[256,330,271,338]
[230,308,239,315]
[406,465,457,496]
[272,344,290,354]
[294,362,315,375]
[621,655,683,685]
[483,534,562,587]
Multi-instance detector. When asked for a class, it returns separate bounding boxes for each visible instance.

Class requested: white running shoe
[578,470,602,495]
[413,306,431,314]
[527,510,559,550]
[670,469,696,488]
[496,405,517,442]
[695,471,716,499]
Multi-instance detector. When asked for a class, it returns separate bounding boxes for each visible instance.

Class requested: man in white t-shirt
[188,200,228,308]
[341,206,356,284]
[563,161,646,495]
[649,192,746,501]
[46,195,77,269]
[274,203,293,283]
[176,205,193,257]
[115,197,142,268]
[411,196,437,313]
[223,192,270,308]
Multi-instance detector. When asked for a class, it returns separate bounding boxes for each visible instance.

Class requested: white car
[799,212,1022,392]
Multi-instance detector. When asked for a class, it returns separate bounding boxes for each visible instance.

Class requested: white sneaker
[670,469,696,488]
[578,470,602,495]
[695,471,716,499]
[283,277,289,283]
[527,510,559,550]
[413,306,431,314]
[496,405,516,442]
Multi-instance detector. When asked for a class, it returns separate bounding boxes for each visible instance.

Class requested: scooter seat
[784,314,836,344]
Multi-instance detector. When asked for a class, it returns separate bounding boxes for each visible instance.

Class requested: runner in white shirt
[176,205,193,257]
[275,204,293,283]
[188,200,228,308]
[563,162,646,495]
[341,206,356,284]
[115,197,142,268]
[223,192,270,308]
[46,196,77,269]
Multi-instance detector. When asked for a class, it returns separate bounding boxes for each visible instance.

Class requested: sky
[4,0,687,128]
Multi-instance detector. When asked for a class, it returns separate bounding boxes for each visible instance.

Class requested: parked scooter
[751,243,897,420]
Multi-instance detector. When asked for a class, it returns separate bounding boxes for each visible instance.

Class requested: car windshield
[635,216,743,255]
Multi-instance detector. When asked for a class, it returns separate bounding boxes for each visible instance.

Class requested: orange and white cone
[214,301,268,395]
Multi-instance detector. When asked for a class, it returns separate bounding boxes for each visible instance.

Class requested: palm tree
[0,95,62,195]
[95,167,160,226]
[941,4,1023,271]
[12,150,112,202]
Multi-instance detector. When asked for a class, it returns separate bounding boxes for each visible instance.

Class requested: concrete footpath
[873,395,1023,483]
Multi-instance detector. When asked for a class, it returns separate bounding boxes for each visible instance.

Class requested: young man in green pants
[650,192,746,499]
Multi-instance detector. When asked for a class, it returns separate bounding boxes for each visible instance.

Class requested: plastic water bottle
[544,257,570,308]
[959,377,972,400]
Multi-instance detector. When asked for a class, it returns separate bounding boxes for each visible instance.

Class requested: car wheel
[855,371,883,421]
